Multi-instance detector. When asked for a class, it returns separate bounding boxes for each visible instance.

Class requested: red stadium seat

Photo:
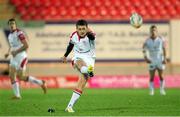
[58,7,67,17]
[84,0,92,7]
[94,0,102,7]
[27,6,37,17]
[10,0,21,6]
[21,14,31,21]
[32,15,42,21]
[16,6,26,16]
[68,7,78,18]
[109,7,119,17]
[99,7,108,17]
[76,7,88,17]
[21,0,31,7]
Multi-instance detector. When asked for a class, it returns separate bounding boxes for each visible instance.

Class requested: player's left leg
[16,58,47,94]
[149,69,156,95]
[66,74,89,113]
[157,68,166,95]
[9,57,21,99]
[9,66,21,99]
[66,58,94,112]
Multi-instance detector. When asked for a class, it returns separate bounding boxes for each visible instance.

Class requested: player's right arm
[4,39,11,59]
[162,37,167,64]
[142,41,151,63]
[61,42,74,63]
[4,47,11,59]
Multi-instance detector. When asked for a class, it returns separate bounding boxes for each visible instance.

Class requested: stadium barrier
[0,75,180,89]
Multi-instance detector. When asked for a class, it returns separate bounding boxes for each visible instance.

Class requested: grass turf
[0,88,180,116]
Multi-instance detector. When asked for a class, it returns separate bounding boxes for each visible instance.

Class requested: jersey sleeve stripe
[18,34,26,41]
[70,31,77,39]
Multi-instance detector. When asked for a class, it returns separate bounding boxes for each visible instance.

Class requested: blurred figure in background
[61,19,96,112]
[143,25,167,96]
[4,18,47,99]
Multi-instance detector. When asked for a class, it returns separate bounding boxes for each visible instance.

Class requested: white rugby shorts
[10,52,28,70]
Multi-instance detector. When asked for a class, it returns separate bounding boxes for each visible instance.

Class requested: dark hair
[76,19,88,27]
[8,18,16,24]
[150,25,157,30]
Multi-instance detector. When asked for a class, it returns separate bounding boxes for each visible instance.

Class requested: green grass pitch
[0,88,180,116]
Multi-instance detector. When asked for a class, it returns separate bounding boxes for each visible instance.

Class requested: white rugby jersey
[8,29,27,55]
[143,36,166,61]
[69,31,95,58]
